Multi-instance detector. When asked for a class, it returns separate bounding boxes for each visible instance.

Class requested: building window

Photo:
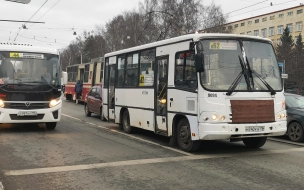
[278,25,283,34]
[277,39,282,46]
[248,21,252,25]
[255,19,259,23]
[269,27,274,36]
[270,15,275,20]
[234,24,238,28]
[287,24,293,32]
[279,13,284,18]
[287,11,293,16]
[297,9,303,14]
[261,28,267,37]
[241,22,245,26]
[247,31,252,35]
[296,22,303,32]
[240,32,244,35]
[228,26,232,29]
[262,17,267,22]
[295,36,299,44]
[254,30,259,36]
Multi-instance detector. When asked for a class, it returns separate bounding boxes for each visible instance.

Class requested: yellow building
[225,4,303,46]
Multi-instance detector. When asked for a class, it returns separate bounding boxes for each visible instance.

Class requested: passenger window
[174,51,197,89]
[139,49,155,86]
[116,55,125,87]
[125,53,139,87]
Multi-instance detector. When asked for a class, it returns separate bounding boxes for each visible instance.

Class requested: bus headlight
[0,99,4,108]
[212,114,218,121]
[160,99,166,104]
[49,98,61,108]
[277,113,286,119]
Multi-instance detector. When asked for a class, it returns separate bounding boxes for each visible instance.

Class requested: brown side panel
[231,100,275,123]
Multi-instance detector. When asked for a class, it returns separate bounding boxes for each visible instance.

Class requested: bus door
[108,58,116,121]
[155,56,168,133]
[92,62,97,86]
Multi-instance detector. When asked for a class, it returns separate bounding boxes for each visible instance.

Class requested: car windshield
[285,95,304,108]
[200,39,282,92]
[0,51,60,86]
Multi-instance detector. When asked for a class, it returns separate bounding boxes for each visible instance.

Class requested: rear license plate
[17,111,37,116]
[245,126,265,132]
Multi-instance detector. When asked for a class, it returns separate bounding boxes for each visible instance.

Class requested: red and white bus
[64,57,103,103]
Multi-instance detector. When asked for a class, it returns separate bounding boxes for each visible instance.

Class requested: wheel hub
[290,125,301,140]
[180,125,190,145]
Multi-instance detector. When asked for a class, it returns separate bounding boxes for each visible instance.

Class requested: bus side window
[139,49,155,86]
[174,51,197,89]
[117,56,125,87]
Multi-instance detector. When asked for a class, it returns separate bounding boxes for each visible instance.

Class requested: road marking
[5,147,304,176]
[62,114,193,156]
[62,114,81,121]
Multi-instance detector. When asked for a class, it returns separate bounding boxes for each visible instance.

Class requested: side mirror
[195,52,204,72]
[62,71,67,85]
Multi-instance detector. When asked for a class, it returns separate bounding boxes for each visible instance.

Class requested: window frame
[174,51,197,90]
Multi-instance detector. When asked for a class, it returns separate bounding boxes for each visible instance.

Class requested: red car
[84,86,105,120]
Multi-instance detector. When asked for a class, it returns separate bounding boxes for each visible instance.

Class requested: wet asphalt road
[0,99,304,190]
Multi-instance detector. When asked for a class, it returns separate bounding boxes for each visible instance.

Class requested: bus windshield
[0,51,60,86]
[200,39,282,92]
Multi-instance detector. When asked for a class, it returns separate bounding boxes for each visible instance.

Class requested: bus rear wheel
[242,137,267,148]
[177,118,200,152]
[122,110,133,133]
[46,122,57,130]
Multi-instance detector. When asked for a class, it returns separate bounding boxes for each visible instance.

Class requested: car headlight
[0,99,4,108]
[49,98,61,108]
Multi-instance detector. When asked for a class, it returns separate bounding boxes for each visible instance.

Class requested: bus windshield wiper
[226,55,251,96]
[245,57,276,95]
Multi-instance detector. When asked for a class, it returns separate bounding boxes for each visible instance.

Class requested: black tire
[122,110,133,133]
[242,137,267,148]
[176,118,201,152]
[84,104,91,117]
[288,122,304,142]
[46,122,57,130]
[100,107,106,121]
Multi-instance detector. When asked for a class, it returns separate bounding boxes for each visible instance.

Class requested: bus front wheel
[122,110,133,133]
[46,122,57,130]
[242,137,267,148]
[177,118,200,152]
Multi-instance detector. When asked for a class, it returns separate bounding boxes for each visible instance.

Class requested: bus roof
[104,33,272,57]
[0,43,59,55]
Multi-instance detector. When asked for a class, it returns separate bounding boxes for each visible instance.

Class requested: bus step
[156,130,168,136]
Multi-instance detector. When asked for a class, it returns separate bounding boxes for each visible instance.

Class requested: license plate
[245,126,265,132]
[17,111,37,116]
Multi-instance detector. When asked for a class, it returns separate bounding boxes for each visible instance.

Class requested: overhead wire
[13,0,49,41]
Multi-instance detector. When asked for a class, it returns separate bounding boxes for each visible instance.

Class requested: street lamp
[5,0,31,4]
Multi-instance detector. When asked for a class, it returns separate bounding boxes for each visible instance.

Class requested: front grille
[7,103,48,110]
[230,100,275,123]
[9,114,45,120]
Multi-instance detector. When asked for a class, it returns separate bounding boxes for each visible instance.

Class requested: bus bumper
[198,121,287,140]
[0,103,61,124]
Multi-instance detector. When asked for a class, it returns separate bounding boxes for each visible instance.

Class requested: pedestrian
[74,80,83,104]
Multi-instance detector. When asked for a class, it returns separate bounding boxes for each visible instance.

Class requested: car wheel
[122,110,133,133]
[85,104,91,117]
[46,122,57,130]
[242,137,267,148]
[176,118,200,152]
[288,122,304,142]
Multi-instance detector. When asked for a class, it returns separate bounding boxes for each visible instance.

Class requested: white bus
[102,34,287,152]
[0,44,65,130]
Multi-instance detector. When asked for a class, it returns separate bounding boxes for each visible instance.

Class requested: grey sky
[0,0,301,50]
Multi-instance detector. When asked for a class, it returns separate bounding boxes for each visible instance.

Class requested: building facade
[224,4,304,46]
